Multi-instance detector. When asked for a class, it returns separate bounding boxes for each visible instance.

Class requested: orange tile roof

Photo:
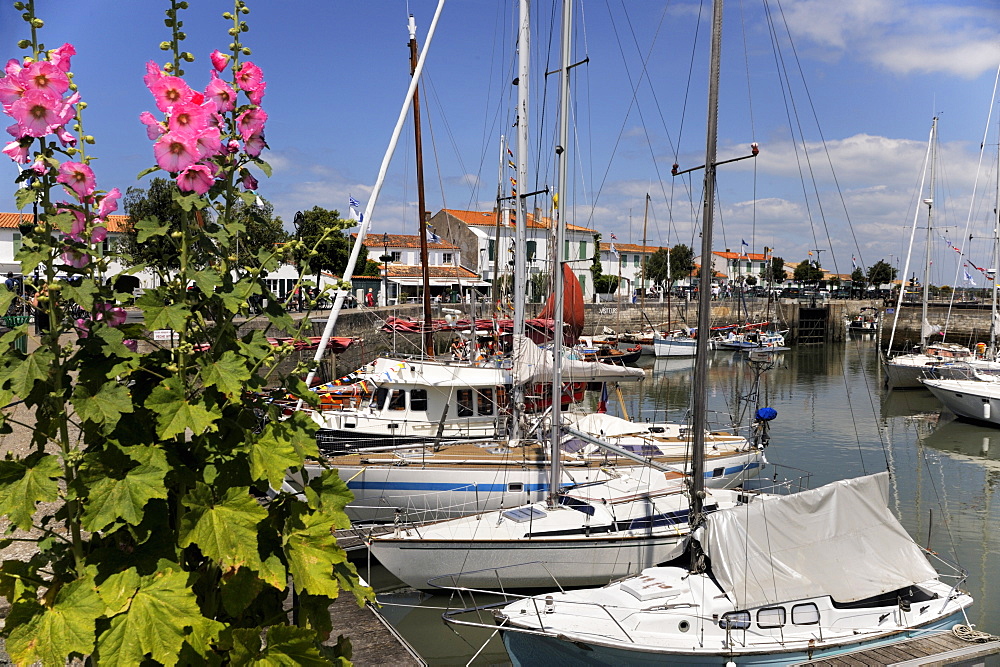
[353,233,460,250]
[0,212,130,233]
[388,265,479,279]
[599,242,667,254]
[714,251,768,261]
[442,208,594,233]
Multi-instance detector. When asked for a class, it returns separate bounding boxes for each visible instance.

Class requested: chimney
[423,210,431,222]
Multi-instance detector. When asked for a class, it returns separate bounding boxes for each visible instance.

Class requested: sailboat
[367,0,768,586]
[883,117,975,388]
[486,0,974,662]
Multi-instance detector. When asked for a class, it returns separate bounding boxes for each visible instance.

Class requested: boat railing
[740,463,812,495]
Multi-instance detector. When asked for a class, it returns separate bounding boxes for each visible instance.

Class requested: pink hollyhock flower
[9,88,64,137]
[153,130,201,172]
[167,101,211,135]
[61,248,90,269]
[243,131,267,158]
[63,207,87,241]
[139,111,165,140]
[123,339,138,352]
[193,125,222,158]
[0,66,26,108]
[20,61,70,96]
[210,50,229,72]
[96,303,127,327]
[30,158,47,175]
[91,225,108,244]
[56,161,96,199]
[236,107,267,140]
[2,137,32,163]
[47,44,76,72]
[176,164,214,194]
[226,139,239,154]
[241,171,258,191]
[74,318,90,338]
[204,73,235,113]
[55,127,77,147]
[247,80,266,106]
[147,74,194,112]
[97,187,121,219]
[143,61,162,88]
[236,62,264,93]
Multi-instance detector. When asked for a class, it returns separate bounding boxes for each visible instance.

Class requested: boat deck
[791,632,1000,666]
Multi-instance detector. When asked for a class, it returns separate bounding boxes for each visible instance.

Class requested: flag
[510,176,517,187]
[349,196,363,222]
[965,270,976,286]
[852,255,857,269]
[508,159,516,169]
[610,232,618,240]
[610,241,619,259]
[507,146,514,158]
[426,229,442,244]
[741,239,749,248]
[597,383,608,414]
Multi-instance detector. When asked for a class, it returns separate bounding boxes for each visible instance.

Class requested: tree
[793,259,824,283]
[119,177,205,270]
[227,196,289,267]
[644,248,670,288]
[668,244,695,286]
[294,206,367,280]
[762,256,786,285]
[866,259,896,289]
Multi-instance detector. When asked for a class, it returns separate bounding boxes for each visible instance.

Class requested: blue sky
[2,1,999,285]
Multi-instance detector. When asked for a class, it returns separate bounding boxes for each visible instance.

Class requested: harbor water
[364,339,1000,665]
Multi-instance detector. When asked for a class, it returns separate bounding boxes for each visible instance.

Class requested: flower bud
[78,101,87,109]
[160,41,171,51]
[17,39,30,49]
[241,6,250,13]
[223,11,233,19]
[13,2,25,9]
[84,136,94,144]
[170,231,183,239]
[240,22,249,32]
[182,51,195,62]
[30,18,43,28]
[73,123,81,131]
[179,1,189,8]
[241,47,252,56]
[228,27,238,36]
[164,62,174,72]
[177,31,186,40]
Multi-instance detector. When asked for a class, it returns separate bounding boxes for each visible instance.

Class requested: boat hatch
[507,482,524,493]
[502,506,548,523]
[558,495,596,515]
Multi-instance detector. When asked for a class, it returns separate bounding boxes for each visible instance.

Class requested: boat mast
[301,0,446,394]
[921,117,937,350]
[991,123,1000,358]
[689,0,724,549]
[408,15,434,357]
[547,0,572,508]
[511,0,530,440]
[641,193,650,312]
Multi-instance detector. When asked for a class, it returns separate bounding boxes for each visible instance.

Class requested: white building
[428,207,598,301]
[596,241,670,299]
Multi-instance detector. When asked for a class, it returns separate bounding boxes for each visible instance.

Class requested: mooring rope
[953,624,1000,643]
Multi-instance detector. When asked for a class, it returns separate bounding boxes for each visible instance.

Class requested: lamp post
[382,232,390,307]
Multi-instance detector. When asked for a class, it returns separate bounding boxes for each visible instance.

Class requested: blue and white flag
[349,196,363,222]
[427,229,442,244]
[852,255,857,269]
[965,269,976,286]
[610,241,619,259]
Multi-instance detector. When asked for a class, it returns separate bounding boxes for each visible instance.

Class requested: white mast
[547,0,572,508]
[511,0,530,440]
[920,117,937,350]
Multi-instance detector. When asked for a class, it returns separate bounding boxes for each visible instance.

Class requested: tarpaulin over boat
[698,472,938,610]
[511,335,644,386]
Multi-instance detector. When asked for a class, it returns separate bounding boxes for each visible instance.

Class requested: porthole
[678,620,690,632]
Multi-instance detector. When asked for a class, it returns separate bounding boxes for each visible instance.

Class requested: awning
[388,277,491,287]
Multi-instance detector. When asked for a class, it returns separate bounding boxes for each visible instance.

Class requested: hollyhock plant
[176,163,215,194]
[204,73,235,113]
[19,60,70,96]
[97,187,121,218]
[210,49,229,72]
[9,88,65,137]
[47,43,76,72]
[56,161,97,199]
[236,106,266,140]
[1,136,30,163]
[152,129,201,172]
[61,248,90,269]
[147,70,195,112]
[235,61,263,92]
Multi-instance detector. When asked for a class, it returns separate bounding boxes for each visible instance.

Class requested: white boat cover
[570,412,660,437]
[699,472,938,610]
[511,335,645,385]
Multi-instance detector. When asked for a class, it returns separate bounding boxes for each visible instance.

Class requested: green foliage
[294,206,367,280]
[762,256,786,284]
[866,259,896,287]
[594,274,620,294]
[668,244,695,285]
[644,248,670,287]
[0,4,371,665]
[793,259,824,283]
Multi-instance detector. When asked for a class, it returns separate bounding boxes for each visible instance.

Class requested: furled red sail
[532,264,584,345]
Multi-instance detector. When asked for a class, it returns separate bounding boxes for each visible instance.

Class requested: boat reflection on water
[880,387,943,422]
[921,416,1000,465]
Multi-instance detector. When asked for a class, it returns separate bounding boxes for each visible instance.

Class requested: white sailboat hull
[921,377,1000,426]
[652,335,697,357]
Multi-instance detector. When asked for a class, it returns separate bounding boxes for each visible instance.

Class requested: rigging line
[582,0,676,230]
[420,82,449,213]
[736,0,756,141]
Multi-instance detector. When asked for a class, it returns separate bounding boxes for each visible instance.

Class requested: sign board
[153,329,179,342]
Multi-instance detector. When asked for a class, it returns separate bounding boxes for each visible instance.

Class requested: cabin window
[718,611,750,630]
[387,390,407,411]
[456,389,473,417]
[373,387,389,410]
[410,389,428,411]
[477,388,494,415]
[791,603,820,625]
[757,607,786,628]
[496,386,509,413]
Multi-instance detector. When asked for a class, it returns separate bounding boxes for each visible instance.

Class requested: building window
[488,240,496,261]
[12,232,21,257]
[634,255,640,267]
[579,240,587,260]
[443,253,453,264]
[526,240,536,261]
[578,274,587,293]
[564,239,569,259]
[391,251,402,262]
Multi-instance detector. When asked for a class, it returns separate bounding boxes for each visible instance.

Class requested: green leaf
[248,421,302,489]
[2,345,53,398]
[137,291,191,332]
[0,452,61,531]
[97,568,140,617]
[283,509,348,598]
[144,376,218,439]
[180,484,267,572]
[304,470,353,530]
[15,187,37,210]
[136,165,161,180]
[251,157,272,178]
[95,562,224,665]
[72,381,134,431]
[81,446,169,532]
[201,350,251,398]
[220,567,265,617]
[6,574,104,666]
[255,625,329,666]
[61,279,98,312]
[191,268,223,296]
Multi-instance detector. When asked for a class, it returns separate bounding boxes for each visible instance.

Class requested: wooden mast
[408,15,434,357]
